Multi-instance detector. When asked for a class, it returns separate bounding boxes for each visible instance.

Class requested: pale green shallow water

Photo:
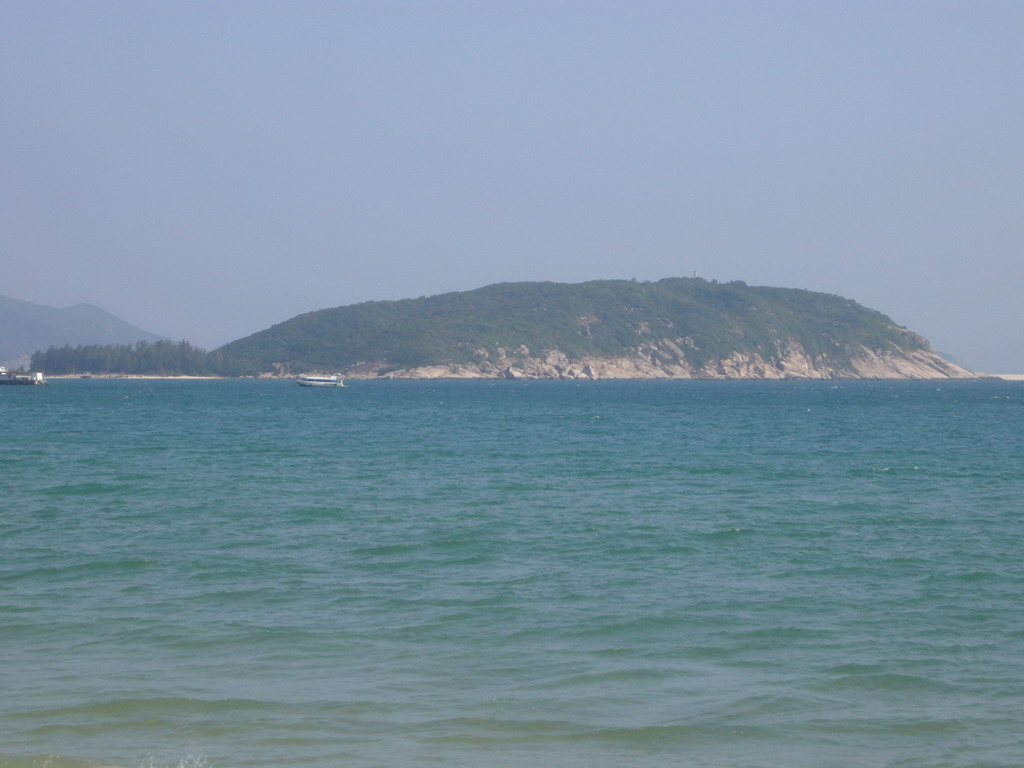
[1,379,1022,768]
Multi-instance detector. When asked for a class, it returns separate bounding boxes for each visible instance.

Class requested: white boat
[297,373,346,387]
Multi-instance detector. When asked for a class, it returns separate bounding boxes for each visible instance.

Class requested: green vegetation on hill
[214,278,929,375]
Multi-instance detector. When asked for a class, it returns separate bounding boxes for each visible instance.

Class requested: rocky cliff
[347,339,973,380]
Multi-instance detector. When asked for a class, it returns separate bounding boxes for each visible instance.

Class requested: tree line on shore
[30,340,223,376]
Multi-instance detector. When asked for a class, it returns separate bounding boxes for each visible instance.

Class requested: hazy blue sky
[3,1,1022,370]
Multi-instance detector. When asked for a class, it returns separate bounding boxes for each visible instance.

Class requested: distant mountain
[0,296,163,367]
[215,278,974,379]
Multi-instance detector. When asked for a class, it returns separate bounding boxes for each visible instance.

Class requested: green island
[31,278,973,379]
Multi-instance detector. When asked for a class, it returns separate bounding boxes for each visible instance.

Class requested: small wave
[419,717,772,746]
[351,542,422,556]
[39,482,131,496]
[726,693,814,719]
[531,667,673,689]
[823,662,884,675]
[13,697,279,721]
[924,569,998,583]
[735,625,833,640]
[3,559,153,582]
[0,756,124,768]
[139,753,210,768]
[697,527,750,540]
[818,672,955,693]
[811,715,972,737]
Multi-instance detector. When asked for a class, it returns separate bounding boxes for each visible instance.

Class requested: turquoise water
[1,379,1022,768]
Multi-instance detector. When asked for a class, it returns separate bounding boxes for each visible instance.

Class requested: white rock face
[354,338,975,380]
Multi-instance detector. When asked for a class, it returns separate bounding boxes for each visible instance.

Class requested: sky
[2,1,1022,371]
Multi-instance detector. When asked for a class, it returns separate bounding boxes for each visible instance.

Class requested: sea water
[1,379,1022,768]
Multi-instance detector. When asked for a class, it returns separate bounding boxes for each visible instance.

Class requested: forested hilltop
[214,278,972,380]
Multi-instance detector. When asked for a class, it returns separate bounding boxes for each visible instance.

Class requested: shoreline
[48,374,229,380]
